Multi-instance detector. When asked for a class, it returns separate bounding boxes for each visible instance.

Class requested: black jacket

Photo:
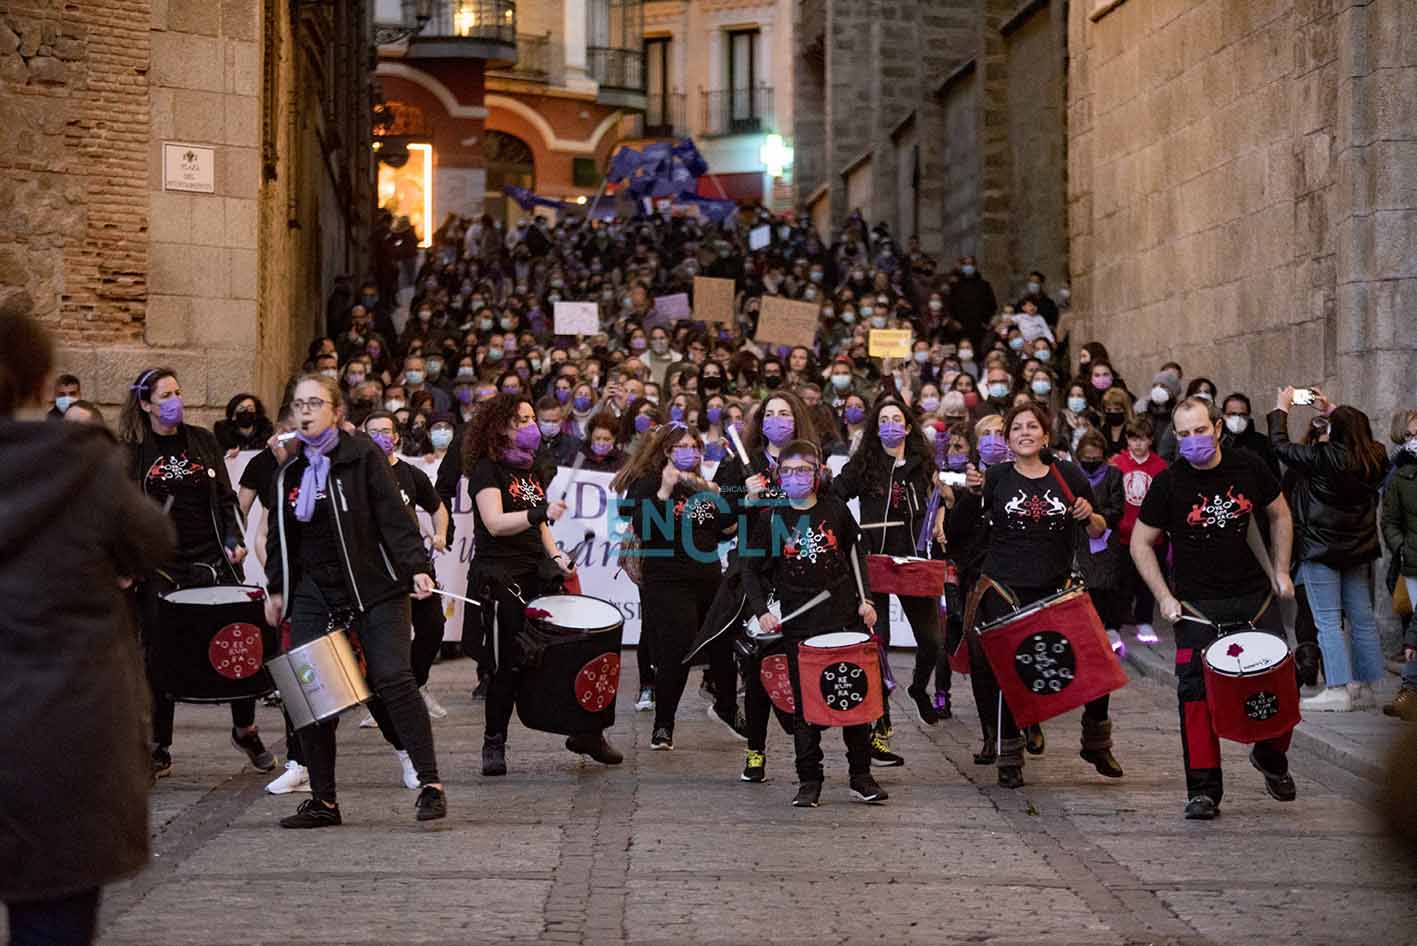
[1076,466,1126,591]
[1,420,175,900]
[1268,409,1387,568]
[1381,454,1417,579]
[126,422,243,558]
[830,447,934,558]
[214,415,274,451]
[266,430,433,615]
[951,273,998,344]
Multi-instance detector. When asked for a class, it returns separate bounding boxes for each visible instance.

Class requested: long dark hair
[462,392,532,467]
[840,395,930,494]
[744,388,815,453]
[610,422,703,493]
[1328,405,1389,482]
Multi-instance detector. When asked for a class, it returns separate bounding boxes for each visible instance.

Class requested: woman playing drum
[464,394,622,776]
[121,367,272,779]
[948,402,1125,788]
[263,373,446,827]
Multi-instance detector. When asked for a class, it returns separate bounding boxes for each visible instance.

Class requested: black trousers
[934,614,964,696]
[638,565,736,734]
[871,591,942,727]
[4,888,101,946]
[287,576,439,803]
[785,637,871,782]
[1175,590,1291,804]
[410,594,445,687]
[742,647,795,752]
[967,583,1109,769]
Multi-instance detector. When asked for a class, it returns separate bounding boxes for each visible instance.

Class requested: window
[727,28,758,128]
[573,157,600,188]
[645,37,670,127]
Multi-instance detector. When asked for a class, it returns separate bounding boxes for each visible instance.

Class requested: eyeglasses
[778,465,818,476]
[292,398,327,412]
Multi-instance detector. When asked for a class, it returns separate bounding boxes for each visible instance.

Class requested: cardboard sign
[554,301,600,336]
[755,296,820,348]
[868,329,913,359]
[749,225,772,250]
[653,293,691,320]
[693,276,736,324]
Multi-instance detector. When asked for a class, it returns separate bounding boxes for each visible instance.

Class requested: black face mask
[701,376,722,391]
[762,375,782,389]
[1080,458,1105,474]
[233,410,255,428]
[1104,411,1125,423]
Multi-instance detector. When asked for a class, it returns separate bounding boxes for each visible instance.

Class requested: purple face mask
[946,453,969,471]
[513,422,542,453]
[762,415,795,446]
[978,433,1009,465]
[671,446,701,471]
[555,388,572,405]
[634,413,654,434]
[779,469,816,500]
[843,405,866,426]
[369,431,396,456]
[1178,432,1217,467]
[455,387,474,405]
[573,395,593,412]
[878,420,908,448]
[156,396,184,427]
[670,406,685,423]
[591,439,614,457]
[706,407,723,425]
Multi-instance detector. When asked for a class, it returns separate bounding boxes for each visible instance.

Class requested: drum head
[162,585,266,606]
[803,631,871,649]
[1204,631,1289,676]
[528,594,623,632]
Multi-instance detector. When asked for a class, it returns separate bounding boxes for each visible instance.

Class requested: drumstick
[778,589,831,626]
[726,424,751,467]
[1174,614,1213,627]
[425,587,484,608]
[559,453,586,502]
[857,521,905,530]
[850,553,868,605]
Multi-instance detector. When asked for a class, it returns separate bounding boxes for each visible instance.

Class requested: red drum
[975,587,1128,727]
[1203,630,1301,743]
[759,652,796,714]
[797,631,884,727]
[866,555,948,597]
[151,584,277,702]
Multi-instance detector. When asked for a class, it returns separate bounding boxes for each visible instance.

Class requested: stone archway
[483,130,536,229]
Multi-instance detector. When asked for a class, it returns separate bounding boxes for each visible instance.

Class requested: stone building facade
[0,0,373,418]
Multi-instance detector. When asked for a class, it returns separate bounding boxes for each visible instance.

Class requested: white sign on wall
[162,142,215,193]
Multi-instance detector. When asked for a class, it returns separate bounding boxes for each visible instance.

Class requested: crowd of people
[5,201,1417,941]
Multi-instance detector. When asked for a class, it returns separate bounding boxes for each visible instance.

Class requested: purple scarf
[294,426,340,522]
[501,446,535,469]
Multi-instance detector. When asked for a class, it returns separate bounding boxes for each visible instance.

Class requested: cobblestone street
[18,651,1410,946]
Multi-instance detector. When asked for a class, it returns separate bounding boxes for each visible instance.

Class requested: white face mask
[1405,436,1417,455]
[1067,396,1087,414]
[1150,385,1171,405]
[1224,414,1249,435]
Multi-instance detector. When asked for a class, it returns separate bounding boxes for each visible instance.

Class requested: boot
[481,733,507,776]
[1383,687,1417,722]
[1294,642,1322,689]
[1079,717,1124,778]
[973,726,998,765]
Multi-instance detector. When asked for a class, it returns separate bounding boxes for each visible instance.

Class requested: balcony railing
[643,91,685,137]
[487,32,554,80]
[701,85,773,136]
[587,46,645,91]
[423,0,515,43]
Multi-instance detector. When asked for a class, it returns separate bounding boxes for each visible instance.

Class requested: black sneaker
[708,704,749,742]
[481,736,507,776]
[470,674,489,702]
[650,727,674,751]
[973,732,997,766]
[741,749,766,783]
[849,774,889,803]
[869,731,905,767]
[792,780,822,808]
[1184,795,1220,820]
[997,765,1025,789]
[151,746,173,780]
[566,733,624,765]
[1249,748,1297,802]
[906,686,941,726]
[1080,748,1125,779]
[415,785,447,822]
[1024,723,1046,756]
[232,727,276,772]
[280,798,341,829]
[261,692,283,708]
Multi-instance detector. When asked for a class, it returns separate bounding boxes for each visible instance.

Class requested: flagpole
[585,176,611,221]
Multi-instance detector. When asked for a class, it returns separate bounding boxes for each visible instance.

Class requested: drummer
[461,393,622,776]
[120,367,273,779]
[262,373,446,827]
[947,402,1123,789]
[1130,396,1297,820]
[743,439,886,808]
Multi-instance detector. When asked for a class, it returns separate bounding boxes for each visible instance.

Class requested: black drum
[151,584,278,702]
[514,594,625,735]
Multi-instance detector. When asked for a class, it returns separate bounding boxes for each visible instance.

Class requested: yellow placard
[868,329,913,358]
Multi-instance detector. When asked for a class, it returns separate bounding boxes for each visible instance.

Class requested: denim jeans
[1404,578,1417,689]
[5,888,100,946]
[1298,561,1385,687]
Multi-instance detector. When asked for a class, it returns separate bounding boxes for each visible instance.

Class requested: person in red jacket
[1109,416,1168,645]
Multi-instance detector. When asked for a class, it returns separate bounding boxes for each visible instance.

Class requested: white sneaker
[1135,623,1159,644]
[422,686,449,720]
[1106,629,1126,656]
[1351,683,1378,710]
[358,713,377,729]
[1301,686,1355,712]
[395,750,420,790]
[635,687,655,711]
[265,760,309,795]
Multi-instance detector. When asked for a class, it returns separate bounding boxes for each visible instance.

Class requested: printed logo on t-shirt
[146,453,205,489]
[1185,487,1253,530]
[507,475,545,508]
[674,494,717,526]
[286,485,328,508]
[783,521,839,566]
[888,480,908,510]
[1122,469,1153,507]
[1003,487,1069,527]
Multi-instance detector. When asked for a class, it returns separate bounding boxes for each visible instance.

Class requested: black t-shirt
[144,428,220,562]
[1138,446,1279,601]
[239,449,278,504]
[742,496,865,637]
[981,461,1094,590]
[297,489,346,590]
[390,460,441,561]
[467,458,547,565]
[625,473,727,576]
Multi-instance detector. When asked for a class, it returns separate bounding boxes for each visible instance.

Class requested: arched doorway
[483,130,536,229]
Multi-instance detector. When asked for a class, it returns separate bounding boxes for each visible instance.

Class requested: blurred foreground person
[0,312,176,945]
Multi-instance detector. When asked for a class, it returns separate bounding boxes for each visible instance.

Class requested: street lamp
[760,133,794,178]
[374,0,434,46]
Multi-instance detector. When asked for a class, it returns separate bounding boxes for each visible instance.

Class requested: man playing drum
[1131,396,1298,820]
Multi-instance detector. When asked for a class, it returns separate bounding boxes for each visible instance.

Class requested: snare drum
[151,584,277,702]
[866,555,948,597]
[266,629,372,730]
[975,586,1128,727]
[797,631,883,727]
[515,595,625,735]
[1202,630,1301,743]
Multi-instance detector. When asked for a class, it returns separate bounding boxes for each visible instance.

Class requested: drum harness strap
[1177,593,1274,636]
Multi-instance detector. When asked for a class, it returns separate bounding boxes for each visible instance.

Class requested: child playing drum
[741,440,886,808]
